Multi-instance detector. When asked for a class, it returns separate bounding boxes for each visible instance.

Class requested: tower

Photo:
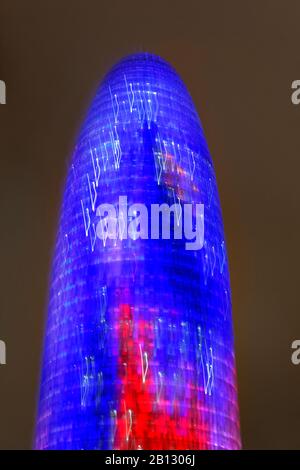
[35,53,241,450]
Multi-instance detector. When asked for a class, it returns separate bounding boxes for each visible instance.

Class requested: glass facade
[35,53,241,450]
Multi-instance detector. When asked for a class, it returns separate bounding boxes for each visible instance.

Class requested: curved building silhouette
[35,53,241,450]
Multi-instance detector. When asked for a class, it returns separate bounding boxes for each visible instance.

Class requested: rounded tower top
[107,52,176,73]
[103,51,187,93]
[80,51,211,164]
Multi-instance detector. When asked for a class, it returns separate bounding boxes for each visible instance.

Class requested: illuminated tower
[35,53,241,450]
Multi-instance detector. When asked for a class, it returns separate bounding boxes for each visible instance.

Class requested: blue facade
[35,53,240,450]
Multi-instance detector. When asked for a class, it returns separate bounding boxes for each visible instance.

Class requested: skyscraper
[35,53,241,450]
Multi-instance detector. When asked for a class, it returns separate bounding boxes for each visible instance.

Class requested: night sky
[0,0,300,449]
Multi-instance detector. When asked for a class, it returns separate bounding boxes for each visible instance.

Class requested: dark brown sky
[0,0,300,449]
